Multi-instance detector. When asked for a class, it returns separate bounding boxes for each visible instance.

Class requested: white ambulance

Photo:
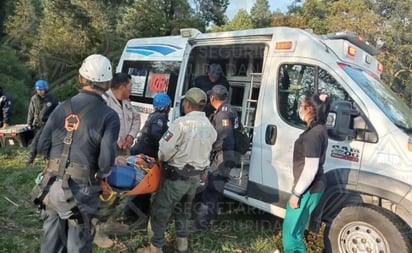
[120,27,412,252]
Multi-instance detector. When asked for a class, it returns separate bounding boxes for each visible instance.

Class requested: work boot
[93,224,114,248]
[136,244,163,253]
[175,237,188,252]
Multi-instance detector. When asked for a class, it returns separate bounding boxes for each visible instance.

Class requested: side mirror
[326,101,359,141]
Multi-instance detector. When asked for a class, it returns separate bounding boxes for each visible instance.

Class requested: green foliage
[5,0,41,54]
[117,0,205,38]
[193,0,229,26]
[0,147,326,252]
[0,45,32,124]
[52,78,81,102]
[211,9,253,32]
[0,0,15,38]
[250,0,272,28]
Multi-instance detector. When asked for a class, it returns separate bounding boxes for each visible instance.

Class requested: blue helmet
[153,93,172,109]
[35,80,48,90]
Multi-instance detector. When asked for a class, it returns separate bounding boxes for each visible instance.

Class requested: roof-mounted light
[180,28,201,38]
[347,46,357,57]
[327,31,379,56]
[275,41,293,50]
[377,63,384,72]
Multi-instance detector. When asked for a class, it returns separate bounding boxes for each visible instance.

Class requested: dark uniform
[0,88,12,127]
[37,90,120,253]
[193,75,230,117]
[195,101,238,230]
[131,111,168,158]
[27,92,59,164]
[125,110,169,220]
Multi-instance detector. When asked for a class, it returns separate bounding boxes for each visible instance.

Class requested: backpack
[234,123,250,155]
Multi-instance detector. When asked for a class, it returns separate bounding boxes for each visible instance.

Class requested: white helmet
[79,54,113,82]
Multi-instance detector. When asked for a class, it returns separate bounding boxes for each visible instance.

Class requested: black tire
[324,204,411,253]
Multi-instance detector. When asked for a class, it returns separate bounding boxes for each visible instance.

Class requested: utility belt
[163,163,204,181]
[30,159,98,212]
[48,159,99,185]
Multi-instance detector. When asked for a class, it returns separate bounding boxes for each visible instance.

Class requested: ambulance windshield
[341,64,412,132]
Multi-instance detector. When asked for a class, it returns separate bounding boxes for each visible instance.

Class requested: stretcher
[100,154,162,203]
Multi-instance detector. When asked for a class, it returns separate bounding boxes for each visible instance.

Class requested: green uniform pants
[150,176,199,248]
[282,191,323,253]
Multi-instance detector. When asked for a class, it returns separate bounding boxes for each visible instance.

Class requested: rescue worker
[193,63,230,117]
[136,88,217,253]
[193,84,238,232]
[0,85,12,129]
[37,54,120,253]
[124,93,172,223]
[26,80,59,165]
[105,72,141,155]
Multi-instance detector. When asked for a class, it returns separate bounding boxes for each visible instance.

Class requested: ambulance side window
[278,64,315,127]
[318,68,351,102]
[278,64,351,127]
[122,60,180,103]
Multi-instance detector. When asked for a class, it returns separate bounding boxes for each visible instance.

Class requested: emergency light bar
[327,31,379,56]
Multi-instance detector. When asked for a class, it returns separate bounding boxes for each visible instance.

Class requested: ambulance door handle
[265,125,277,145]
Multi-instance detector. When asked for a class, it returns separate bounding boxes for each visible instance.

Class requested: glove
[1,123,9,129]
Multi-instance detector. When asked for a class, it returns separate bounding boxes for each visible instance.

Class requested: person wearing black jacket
[193,63,230,117]
[124,93,172,222]
[193,84,238,232]
[26,80,59,165]
[37,54,119,253]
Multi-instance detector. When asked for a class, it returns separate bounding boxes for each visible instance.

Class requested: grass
[0,147,324,253]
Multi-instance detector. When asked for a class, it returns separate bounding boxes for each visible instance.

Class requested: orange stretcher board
[124,162,162,196]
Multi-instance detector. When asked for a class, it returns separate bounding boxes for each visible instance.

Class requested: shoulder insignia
[221,119,230,127]
[162,130,173,142]
[156,118,164,127]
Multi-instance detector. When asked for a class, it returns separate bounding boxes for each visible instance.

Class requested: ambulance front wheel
[324,204,411,253]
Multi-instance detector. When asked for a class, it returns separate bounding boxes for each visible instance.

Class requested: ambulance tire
[324,204,411,253]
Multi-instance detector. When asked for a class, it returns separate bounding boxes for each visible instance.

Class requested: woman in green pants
[282,93,330,253]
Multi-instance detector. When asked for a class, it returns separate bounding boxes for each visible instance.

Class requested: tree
[27,0,125,87]
[0,45,32,124]
[0,0,14,38]
[192,0,229,26]
[373,0,412,106]
[4,0,41,56]
[250,0,272,28]
[211,9,253,32]
[117,0,204,38]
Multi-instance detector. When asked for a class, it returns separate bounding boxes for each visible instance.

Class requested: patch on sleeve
[221,119,230,127]
[162,130,173,142]
[156,119,164,128]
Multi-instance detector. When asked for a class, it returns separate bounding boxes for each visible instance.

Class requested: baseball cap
[180,87,207,106]
[208,64,222,78]
[207,85,228,100]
